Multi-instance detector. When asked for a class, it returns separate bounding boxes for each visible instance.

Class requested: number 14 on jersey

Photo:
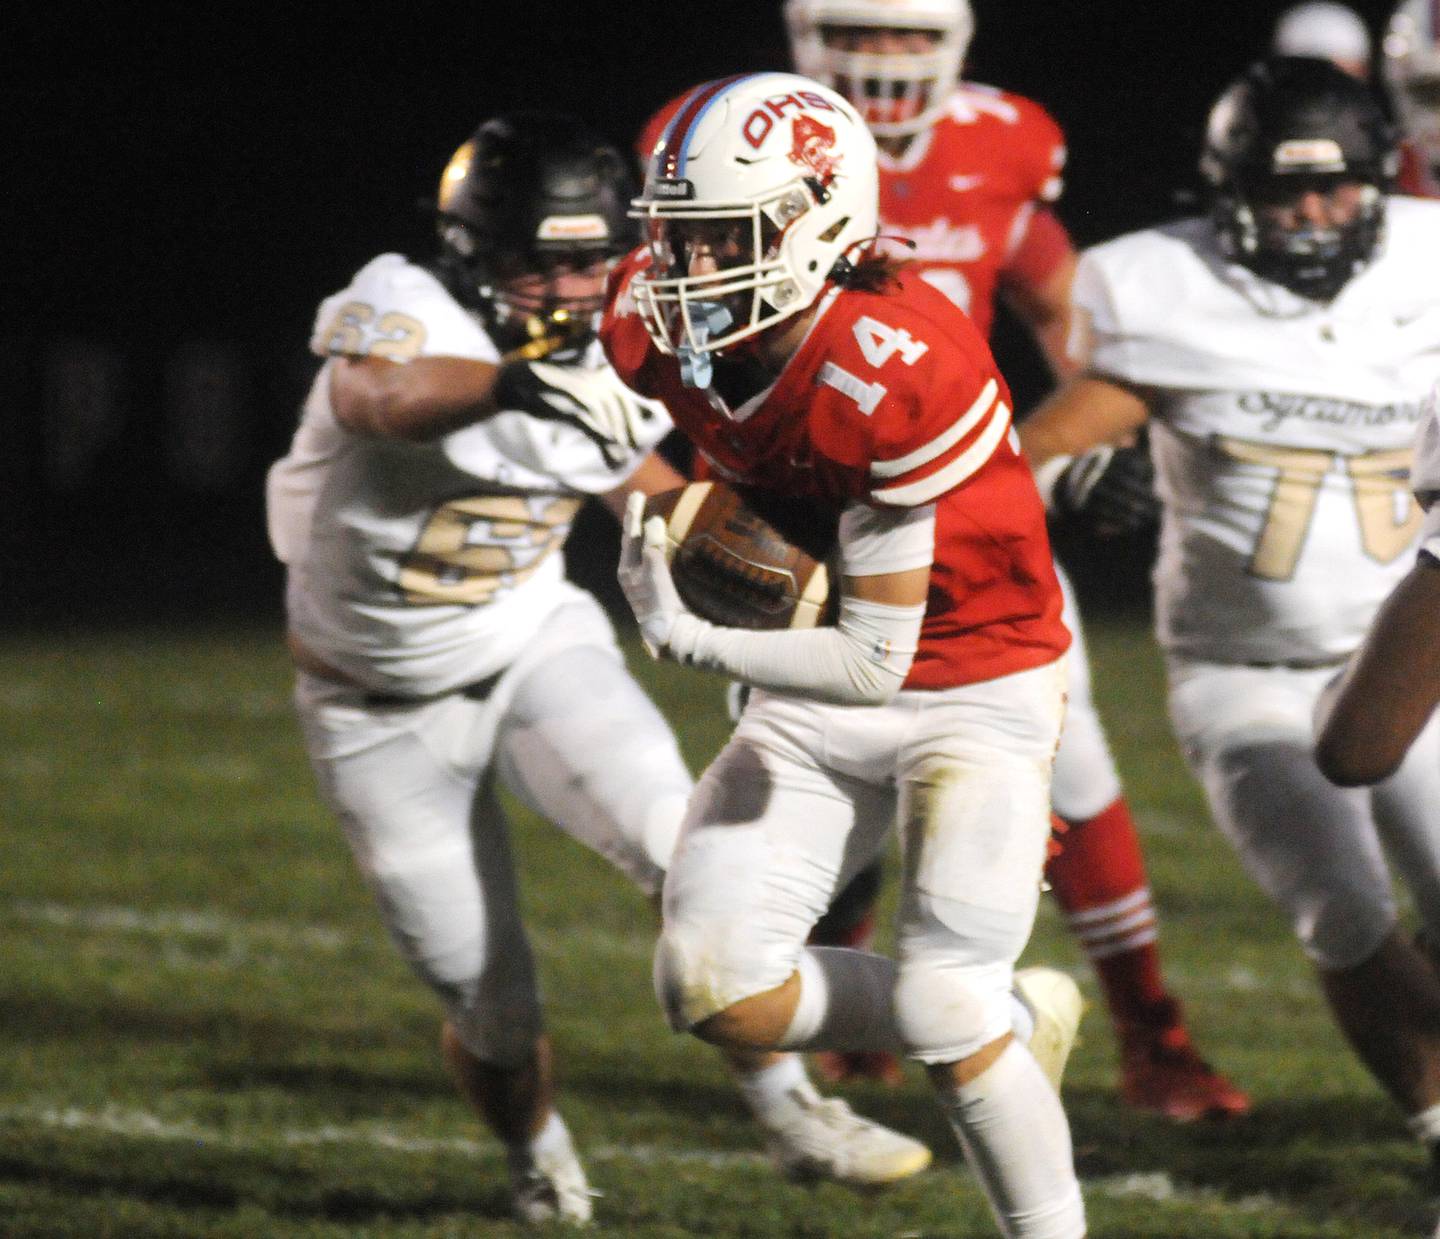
[819,317,930,415]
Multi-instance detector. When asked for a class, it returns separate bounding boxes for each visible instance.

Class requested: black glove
[492,360,650,466]
[1052,438,1159,538]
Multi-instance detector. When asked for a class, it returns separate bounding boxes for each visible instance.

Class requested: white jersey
[1075,198,1440,664]
[266,254,673,696]
[1412,384,1440,561]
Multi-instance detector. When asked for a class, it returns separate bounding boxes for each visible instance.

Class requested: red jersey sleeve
[1006,92,1066,206]
[1003,204,1075,290]
[600,249,663,398]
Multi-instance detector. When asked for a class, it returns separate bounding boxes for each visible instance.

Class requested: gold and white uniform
[266,254,690,1063]
[1074,199,1440,969]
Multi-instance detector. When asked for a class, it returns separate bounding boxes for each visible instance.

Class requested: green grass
[0,616,1432,1236]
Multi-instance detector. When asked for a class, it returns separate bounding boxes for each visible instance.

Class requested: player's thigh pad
[496,598,693,897]
[1050,565,1123,821]
[893,659,1067,1062]
[294,674,541,1064]
[1168,659,1396,969]
[654,692,897,1030]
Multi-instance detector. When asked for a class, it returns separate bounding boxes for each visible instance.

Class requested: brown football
[643,481,832,630]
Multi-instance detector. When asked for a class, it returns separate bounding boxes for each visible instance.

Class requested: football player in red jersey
[758,0,1249,1119]
[607,72,1087,1239]
[1385,0,1440,197]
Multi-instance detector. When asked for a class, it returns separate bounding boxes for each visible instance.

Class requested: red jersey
[874,84,1068,338]
[1398,139,1440,198]
[603,252,1069,691]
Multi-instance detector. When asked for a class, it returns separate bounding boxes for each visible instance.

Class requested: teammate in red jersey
[1385,0,1440,197]
[608,71,1087,1239]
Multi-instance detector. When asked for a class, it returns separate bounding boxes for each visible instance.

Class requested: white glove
[617,491,692,657]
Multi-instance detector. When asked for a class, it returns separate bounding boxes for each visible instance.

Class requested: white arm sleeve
[668,595,925,706]
[663,502,931,706]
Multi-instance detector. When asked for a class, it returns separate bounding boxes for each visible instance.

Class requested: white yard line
[0,1102,1295,1209]
[1,900,655,963]
[0,1104,762,1170]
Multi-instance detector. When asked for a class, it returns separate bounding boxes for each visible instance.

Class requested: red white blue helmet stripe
[655,74,755,179]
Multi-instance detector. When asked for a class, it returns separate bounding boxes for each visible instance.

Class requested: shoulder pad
[309,254,499,364]
[807,284,1013,506]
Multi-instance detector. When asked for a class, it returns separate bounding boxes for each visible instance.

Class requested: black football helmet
[1200,56,1397,302]
[433,111,636,355]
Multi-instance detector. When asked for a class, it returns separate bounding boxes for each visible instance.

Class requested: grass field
[1,613,1433,1237]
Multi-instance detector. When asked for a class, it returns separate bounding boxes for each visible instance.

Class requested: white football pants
[1169,656,1440,970]
[1050,563,1124,823]
[294,595,694,1065]
[655,657,1067,1063]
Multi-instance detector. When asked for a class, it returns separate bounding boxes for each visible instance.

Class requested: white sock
[733,1054,819,1129]
[1409,1101,1440,1144]
[939,1041,1086,1239]
[777,947,903,1052]
[508,1110,574,1176]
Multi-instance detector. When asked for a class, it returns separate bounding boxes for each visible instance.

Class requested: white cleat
[1015,966,1085,1093]
[510,1144,598,1227]
[766,1094,932,1187]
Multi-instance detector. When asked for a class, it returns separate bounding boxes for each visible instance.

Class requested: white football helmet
[630,73,878,377]
[785,0,973,138]
[1271,3,1372,72]
[1385,0,1440,160]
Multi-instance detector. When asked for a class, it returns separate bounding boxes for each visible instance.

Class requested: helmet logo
[788,114,841,181]
[1273,138,1345,170]
[536,214,610,241]
[740,89,838,149]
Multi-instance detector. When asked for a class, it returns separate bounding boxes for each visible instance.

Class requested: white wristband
[1031,454,1074,511]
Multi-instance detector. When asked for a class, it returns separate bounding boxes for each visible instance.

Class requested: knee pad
[653,923,796,1032]
[1204,743,1396,971]
[894,897,1020,1064]
[1293,878,1397,971]
[893,952,1014,1065]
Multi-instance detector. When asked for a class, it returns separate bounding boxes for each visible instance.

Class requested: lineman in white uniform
[1020,56,1440,1184]
[267,111,928,1227]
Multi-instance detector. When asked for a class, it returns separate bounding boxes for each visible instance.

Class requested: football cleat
[510,1143,598,1227]
[765,1094,931,1187]
[1120,1021,1251,1122]
[813,1048,905,1088]
[1014,966,1085,1093]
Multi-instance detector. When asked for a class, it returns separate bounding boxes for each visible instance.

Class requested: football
[643,481,832,630]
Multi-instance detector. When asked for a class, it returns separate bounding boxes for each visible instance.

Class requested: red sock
[1043,796,1176,1032]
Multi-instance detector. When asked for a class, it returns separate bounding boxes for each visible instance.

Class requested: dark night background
[6,0,1405,630]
